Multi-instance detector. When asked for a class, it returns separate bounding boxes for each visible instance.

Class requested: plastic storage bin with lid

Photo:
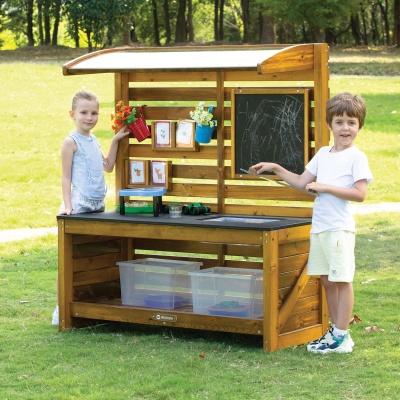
[117,258,202,309]
[189,267,263,318]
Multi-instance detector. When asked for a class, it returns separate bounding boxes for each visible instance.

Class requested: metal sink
[202,216,280,224]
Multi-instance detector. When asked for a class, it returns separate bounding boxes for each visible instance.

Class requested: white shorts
[307,231,355,282]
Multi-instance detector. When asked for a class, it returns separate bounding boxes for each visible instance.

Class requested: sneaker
[52,306,59,326]
[309,333,353,354]
[306,327,334,351]
[307,328,354,352]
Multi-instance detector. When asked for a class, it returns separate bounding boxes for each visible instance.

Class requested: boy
[250,92,373,353]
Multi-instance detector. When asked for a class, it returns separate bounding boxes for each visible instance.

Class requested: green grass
[0,213,399,399]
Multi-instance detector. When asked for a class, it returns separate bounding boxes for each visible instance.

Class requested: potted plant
[111,101,151,142]
[189,102,216,143]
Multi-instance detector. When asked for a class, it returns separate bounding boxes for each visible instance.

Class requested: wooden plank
[257,44,315,74]
[73,253,122,273]
[129,87,217,102]
[70,302,263,335]
[280,310,319,334]
[262,230,279,352]
[278,325,323,349]
[223,204,313,218]
[64,220,263,245]
[278,260,309,330]
[279,253,309,273]
[279,240,310,258]
[57,220,73,331]
[74,266,120,286]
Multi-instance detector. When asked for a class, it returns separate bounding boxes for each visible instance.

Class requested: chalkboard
[232,88,309,177]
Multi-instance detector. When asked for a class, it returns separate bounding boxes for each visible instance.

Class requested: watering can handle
[208,105,213,114]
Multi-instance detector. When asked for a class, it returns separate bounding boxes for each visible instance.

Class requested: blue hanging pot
[195,106,215,144]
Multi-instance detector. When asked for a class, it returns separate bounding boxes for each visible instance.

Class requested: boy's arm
[103,126,130,173]
[306,179,368,202]
[250,162,316,189]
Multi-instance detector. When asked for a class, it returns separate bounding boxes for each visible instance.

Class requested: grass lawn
[0,47,399,399]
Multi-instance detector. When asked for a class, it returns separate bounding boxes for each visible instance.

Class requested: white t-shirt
[306,146,373,233]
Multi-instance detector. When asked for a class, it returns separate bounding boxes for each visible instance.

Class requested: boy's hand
[249,162,276,174]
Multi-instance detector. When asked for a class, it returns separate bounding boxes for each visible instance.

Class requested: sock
[333,327,347,338]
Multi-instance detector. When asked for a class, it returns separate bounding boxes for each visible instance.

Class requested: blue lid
[119,187,167,197]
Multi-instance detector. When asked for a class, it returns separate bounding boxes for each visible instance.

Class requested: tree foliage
[0,0,399,49]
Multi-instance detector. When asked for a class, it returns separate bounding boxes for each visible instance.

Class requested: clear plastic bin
[117,258,202,309]
[189,267,263,318]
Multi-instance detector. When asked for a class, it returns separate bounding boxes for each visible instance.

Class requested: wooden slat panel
[225,185,317,202]
[128,71,218,83]
[278,277,319,302]
[73,253,122,273]
[280,310,319,334]
[72,239,121,259]
[129,87,217,102]
[279,240,310,258]
[74,266,120,286]
[223,204,313,218]
[74,281,121,301]
[279,253,309,273]
[172,165,218,179]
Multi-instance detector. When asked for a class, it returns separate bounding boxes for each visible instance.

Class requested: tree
[175,0,187,43]
[395,0,400,46]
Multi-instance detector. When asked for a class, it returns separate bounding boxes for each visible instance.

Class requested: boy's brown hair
[326,91,366,129]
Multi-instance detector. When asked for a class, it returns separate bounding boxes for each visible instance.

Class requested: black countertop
[57,211,311,231]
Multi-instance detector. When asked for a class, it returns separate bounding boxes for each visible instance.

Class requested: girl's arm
[250,162,316,189]
[103,126,130,173]
[59,137,76,215]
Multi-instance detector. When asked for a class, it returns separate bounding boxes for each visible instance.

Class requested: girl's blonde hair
[326,91,366,129]
[71,90,99,111]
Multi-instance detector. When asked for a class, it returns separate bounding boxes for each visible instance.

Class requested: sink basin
[202,216,279,224]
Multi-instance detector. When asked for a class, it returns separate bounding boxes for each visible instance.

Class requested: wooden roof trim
[257,44,315,74]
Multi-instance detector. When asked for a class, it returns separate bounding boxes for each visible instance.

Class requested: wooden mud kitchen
[58,43,330,352]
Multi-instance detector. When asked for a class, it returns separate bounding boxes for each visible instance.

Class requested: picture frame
[151,121,176,150]
[151,160,172,189]
[175,120,198,151]
[127,160,149,186]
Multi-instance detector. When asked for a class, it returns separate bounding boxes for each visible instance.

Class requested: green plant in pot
[190,102,216,144]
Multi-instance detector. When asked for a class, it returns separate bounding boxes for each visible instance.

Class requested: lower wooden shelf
[69,300,264,336]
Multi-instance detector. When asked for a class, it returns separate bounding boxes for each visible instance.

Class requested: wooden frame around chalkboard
[231,88,310,178]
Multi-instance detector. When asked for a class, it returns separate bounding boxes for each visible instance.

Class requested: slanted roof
[62,44,315,75]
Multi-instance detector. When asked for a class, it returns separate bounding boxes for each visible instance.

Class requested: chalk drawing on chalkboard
[231,88,310,177]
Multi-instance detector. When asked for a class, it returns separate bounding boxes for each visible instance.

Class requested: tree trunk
[151,0,161,45]
[218,0,224,41]
[37,3,44,45]
[395,0,400,46]
[175,0,187,43]
[260,14,275,44]
[350,14,362,46]
[240,0,250,43]
[378,0,390,45]
[51,0,62,46]
[163,0,171,44]
[188,0,194,42]
[44,10,51,45]
[27,0,35,46]
[214,0,218,40]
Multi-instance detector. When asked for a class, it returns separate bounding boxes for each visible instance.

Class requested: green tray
[116,204,153,214]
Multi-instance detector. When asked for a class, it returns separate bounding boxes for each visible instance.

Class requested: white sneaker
[52,306,59,326]
[307,328,354,352]
[309,332,354,354]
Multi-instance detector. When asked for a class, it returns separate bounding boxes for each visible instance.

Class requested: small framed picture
[128,160,149,186]
[175,120,197,150]
[151,121,176,150]
[151,160,172,189]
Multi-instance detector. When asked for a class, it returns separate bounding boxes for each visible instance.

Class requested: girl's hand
[114,125,130,140]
